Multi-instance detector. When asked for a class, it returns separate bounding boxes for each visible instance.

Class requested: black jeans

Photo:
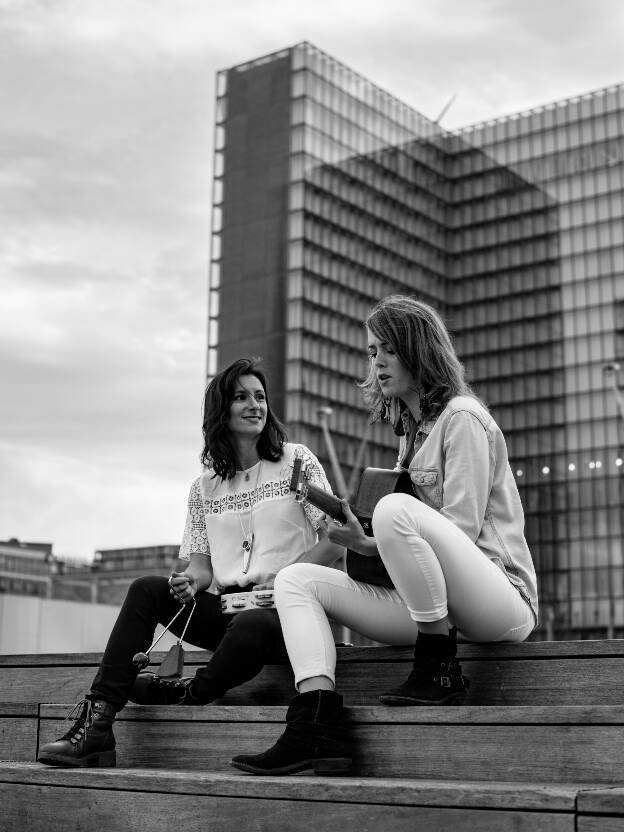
[89,575,288,710]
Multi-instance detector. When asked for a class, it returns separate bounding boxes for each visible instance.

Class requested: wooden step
[5,641,624,830]
[577,787,624,831]
[32,703,624,785]
[3,639,624,706]
[0,762,593,832]
[0,702,39,764]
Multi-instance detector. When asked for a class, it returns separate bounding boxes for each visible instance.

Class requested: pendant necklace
[237,460,262,573]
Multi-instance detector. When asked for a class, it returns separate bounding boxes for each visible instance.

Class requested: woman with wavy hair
[232,295,538,777]
[38,357,343,768]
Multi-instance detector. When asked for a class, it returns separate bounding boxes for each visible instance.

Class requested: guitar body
[290,461,415,589]
[346,468,414,588]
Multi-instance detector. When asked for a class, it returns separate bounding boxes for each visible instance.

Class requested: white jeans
[274,493,536,688]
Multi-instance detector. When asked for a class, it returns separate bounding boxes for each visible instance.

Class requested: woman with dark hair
[232,295,538,776]
[38,357,343,768]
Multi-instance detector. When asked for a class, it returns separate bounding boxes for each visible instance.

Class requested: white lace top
[179,443,332,591]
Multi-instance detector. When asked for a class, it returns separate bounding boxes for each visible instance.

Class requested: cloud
[0,256,207,559]
[0,441,197,556]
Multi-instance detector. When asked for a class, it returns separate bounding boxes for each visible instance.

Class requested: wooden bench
[2,639,624,706]
[2,640,624,830]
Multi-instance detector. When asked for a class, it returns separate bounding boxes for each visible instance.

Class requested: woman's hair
[200,357,287,479]
[361,294,474,425]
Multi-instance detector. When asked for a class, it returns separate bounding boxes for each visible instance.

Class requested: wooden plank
[0,653,105,666]
[0,764,580,809]
[0,703,38,717]
[343,704,624,724]
[334,659,624,706]
[0,781,574,832]
[6,651,624,708]
[0,651,210,668]
[0,668,95,704]
[339,640,624,661]
[578,787,624,815]
[0,663,292,707]
[578,821,624,832]
[0,717,38,762]
[0,763,582,810]
[38,702,624,724]
[4,659,624,707]
[35,712,624,783]
[349,723,624,783]
[460,658,624,706]
[37,718,282,771]
[3,639,624,668]
[0,651,215,668]
[219,658,624,706]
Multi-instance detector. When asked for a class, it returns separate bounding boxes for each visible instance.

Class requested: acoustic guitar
[290,458,414,588]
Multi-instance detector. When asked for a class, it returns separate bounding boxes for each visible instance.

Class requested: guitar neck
[302,482,347,524]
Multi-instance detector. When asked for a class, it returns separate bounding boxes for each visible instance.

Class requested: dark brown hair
[200,357,286,479]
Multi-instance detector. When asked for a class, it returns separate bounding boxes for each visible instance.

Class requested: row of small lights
[516,457,624,477]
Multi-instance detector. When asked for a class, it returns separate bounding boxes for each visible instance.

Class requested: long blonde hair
[361,295,473,425]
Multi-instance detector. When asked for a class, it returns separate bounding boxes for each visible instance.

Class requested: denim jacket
[397,395,538,622]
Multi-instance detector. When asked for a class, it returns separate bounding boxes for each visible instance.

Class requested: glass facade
[456,92,624,639]
[211,42,624,639]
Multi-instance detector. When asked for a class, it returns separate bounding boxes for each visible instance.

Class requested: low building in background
[0,539,180,606]
[0,540,185,653]
[53,544,181,606]
[80,544,180,605]
[0,539,55,598]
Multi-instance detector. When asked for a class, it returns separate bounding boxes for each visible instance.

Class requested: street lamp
[317,407,349,499]
[316,407,371,500]
[601,362,623,640]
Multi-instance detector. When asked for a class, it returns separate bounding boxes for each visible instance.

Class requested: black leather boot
[37,699,116,767]
[128,673,200,705]
[379,630,468,706]
[231,689,352,776]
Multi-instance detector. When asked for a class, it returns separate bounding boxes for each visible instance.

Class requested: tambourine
[220,589,275,614]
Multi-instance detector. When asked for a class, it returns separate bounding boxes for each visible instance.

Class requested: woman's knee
[126,574,167,600]
[372,492,421,542]
[274,562,325,597]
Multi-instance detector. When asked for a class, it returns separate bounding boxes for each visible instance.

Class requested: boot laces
[151,676,191,696]
[160,677,187,689]
[59,699,94,744]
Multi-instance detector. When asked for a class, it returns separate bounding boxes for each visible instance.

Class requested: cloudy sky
[1,0,623,561]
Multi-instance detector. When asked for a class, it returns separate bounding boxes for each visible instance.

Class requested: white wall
[0,593,190,654]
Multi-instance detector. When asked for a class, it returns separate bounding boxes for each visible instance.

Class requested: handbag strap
[177,598,197,644]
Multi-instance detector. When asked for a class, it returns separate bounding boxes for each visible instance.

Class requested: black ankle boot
[379,631,468,706]
[231,690,352,776]
[37,699,116,767]
[128,673,200,706]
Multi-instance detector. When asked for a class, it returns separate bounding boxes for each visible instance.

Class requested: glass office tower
[209,42,624,639]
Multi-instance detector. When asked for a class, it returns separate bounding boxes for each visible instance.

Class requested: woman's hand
[168,571,197,604]
[325,499,377,556]
[252,581,274,591]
